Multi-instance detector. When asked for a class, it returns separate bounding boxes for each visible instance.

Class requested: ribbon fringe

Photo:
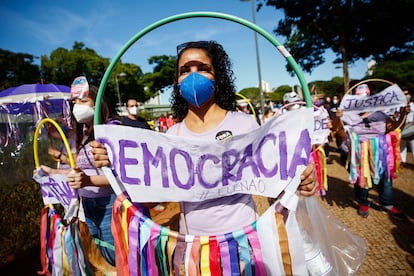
[112,194,296,276]
[348,130,402,187]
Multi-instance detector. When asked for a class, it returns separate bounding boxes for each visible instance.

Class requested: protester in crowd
[282,91,302,112]
[330,95,341,114]
[165,113,175,129]
[35,77,122,266]
[323,96,331,110]
[261,104,275,124]
[122,98,151,129]
[326,94,349,164]
[92,40,317,236]
[337,83,406,219]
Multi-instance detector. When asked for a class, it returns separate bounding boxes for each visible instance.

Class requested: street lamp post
[115,72,127,107]
[241,0,265,118]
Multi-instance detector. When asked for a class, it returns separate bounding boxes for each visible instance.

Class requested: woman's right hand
[90,140,110,168]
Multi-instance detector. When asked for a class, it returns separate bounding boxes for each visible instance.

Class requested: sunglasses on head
[176,41,211,55]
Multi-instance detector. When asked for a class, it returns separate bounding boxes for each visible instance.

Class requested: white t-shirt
[167,111,259,235]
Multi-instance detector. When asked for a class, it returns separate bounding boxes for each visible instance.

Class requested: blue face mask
[178,72,215,107]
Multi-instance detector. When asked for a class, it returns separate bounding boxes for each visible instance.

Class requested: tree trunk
[341,46,350,93]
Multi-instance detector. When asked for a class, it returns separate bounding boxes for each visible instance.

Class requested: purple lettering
[96,138,118,176]
[170,148,194,190]
[279,131,288,180]
[221,149,240,186]
[342,98,355,110]
[256,133,278,177]
[288,129,311,177]
[236,144,260,180]
[119,139,140,185]
[197,154,220,188]
[141,143,169,187]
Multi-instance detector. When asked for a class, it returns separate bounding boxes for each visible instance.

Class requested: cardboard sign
[94,108,314,203]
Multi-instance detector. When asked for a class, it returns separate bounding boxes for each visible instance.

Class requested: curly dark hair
[171,40,237,121]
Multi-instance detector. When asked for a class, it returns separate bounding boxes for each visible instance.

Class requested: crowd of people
[34,40,412,274]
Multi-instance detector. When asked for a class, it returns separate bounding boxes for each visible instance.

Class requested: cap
[70,76,89,99]
[283,91,301,103]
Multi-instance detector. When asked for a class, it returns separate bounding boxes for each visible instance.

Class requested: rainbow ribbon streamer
[348,130,402,187]
[111,193,296,276]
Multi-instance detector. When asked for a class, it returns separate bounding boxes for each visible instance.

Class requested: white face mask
[73,104,95,123]
[288,103,300,111]
[128,106,138,115]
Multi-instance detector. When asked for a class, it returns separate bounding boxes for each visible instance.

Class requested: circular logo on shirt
[215,130,233,141]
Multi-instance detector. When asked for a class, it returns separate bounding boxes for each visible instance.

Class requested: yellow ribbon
[121,199,133,254]
[362,142,372,188]
[200,236,211,275]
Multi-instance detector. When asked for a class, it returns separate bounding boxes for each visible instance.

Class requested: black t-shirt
[122,116,151,129]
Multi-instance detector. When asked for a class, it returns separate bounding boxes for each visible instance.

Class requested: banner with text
[94,108,314,203]
[339,84,407,113]
[33,171,78,210]
[313,107,331,145]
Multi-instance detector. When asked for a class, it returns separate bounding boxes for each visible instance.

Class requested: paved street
[317,146,414,275]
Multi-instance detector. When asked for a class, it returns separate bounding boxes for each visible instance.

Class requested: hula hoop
[33,118,75,169]
[236,92,257,118]
[344,78,406,130]
[94,11,312,124]
[345,78,394,95]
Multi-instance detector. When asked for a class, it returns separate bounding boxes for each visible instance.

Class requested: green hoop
[94,11,311,125]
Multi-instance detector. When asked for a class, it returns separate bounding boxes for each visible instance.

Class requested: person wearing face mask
[166,40,317,235]
[282,91,302,112]
[36,76,121,267]
[336,83,406,219]
[122,98,151,129]
[91,41,317,237]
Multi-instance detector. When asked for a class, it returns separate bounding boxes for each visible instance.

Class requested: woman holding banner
[337,83,407,219]
[37,77,122,267]
[92,40,317,236]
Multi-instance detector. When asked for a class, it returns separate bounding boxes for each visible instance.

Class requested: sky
[1,0,369,104]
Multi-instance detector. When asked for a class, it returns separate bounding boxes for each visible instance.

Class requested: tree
[41,42,109,87]
[140,55,176,95]
[370,54,414,91]
[0,49,40,90]
[113,63,147,104]
[308,77,344,97]
[238,87,261,104]
[258,0,414,91]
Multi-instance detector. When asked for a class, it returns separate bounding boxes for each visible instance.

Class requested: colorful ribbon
[111,194,302,275]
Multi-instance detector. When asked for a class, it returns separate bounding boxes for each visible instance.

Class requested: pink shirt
[167,111,259,235]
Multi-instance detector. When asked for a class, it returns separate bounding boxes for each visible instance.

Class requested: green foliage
[371,54,414,90]
[238,87,261,103]
[0,49,40,90]
[141,55,176,95]
[308,77,345,97]
[40,42,110,86]
[0,139,52,265]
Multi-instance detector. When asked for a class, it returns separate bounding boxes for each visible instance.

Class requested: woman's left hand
[298,163,317,196]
